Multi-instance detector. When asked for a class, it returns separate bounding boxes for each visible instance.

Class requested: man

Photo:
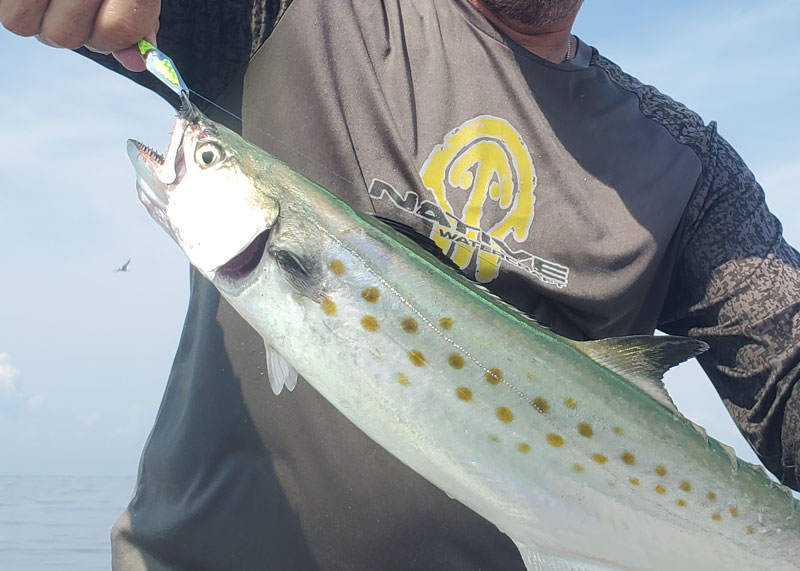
[3,1,799,569]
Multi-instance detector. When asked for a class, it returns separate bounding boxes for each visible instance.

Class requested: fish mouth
[127,126,187,212]
[216,229,271,283]
[128,133,187,241]
[127,94,200,211]
[132,141,165,168]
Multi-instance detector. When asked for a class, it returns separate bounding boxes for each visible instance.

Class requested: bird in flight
[114,260,131,273]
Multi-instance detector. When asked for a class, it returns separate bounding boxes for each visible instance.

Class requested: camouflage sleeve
[76,0,292,107]
[658,127,800,490]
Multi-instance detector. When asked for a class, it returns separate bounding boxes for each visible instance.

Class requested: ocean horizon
[0,474,135,570]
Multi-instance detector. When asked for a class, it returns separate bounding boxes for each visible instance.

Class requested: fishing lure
[137,39,189,97]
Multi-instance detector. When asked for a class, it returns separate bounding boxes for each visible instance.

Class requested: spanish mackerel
[128,97,800,570]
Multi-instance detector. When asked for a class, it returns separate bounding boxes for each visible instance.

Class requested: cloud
[757,162,800,200]
[750,161,800,244]
[79,413,100,426]
[599,1,800,112]
[0,353,21,400]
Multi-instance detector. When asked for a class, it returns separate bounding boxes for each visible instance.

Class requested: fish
[128,96,800,570]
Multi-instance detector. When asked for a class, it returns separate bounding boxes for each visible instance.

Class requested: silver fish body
[129,100,800,570]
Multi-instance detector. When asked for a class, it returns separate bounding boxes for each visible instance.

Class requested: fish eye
[194,142,224,168]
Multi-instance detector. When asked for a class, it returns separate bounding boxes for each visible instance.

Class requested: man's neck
[466,0,579,63]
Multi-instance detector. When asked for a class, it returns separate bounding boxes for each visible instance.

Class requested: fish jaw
[128,102,279,279]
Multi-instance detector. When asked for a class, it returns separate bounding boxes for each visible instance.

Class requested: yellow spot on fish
[613,426,624,436]
[517,443,531,454]
[654,484,667,495]
[362,287,380,303]
[321,298,337,316]
[573,464,585,473]
[396,374,410,387]
[448,353,465,370]
[592,454,608,465]
[577,422,594,438]
[747,527,755,535]
[531,397,549,413]
[629,478,640,487]
[527,371,538,381]
[676,499,687,507]
[409,350,426,367]
[680,481,692,493]
[620,452,636,466]
[563,397,577,410]
[729,507,739,517]
[456,387,473,402]
[546,433,564,447]
[707,492,717,501]
[496,407,514,423]
[361,315,379,332]
[655,465,667,477]
[328,260,345,275]
[489,434,500,442]
[400,317,418,334]
[485,368,503,385]
[712,513,722,522]
[439,317,454,330]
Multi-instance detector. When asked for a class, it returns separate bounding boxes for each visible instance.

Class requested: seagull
[114,259,131,273]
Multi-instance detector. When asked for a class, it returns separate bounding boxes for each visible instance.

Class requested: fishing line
[139,38,356,188]
[187,88,363,193]
[187,88,242,122]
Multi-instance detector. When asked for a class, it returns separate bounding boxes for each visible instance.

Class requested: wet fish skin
[128,100,800,571]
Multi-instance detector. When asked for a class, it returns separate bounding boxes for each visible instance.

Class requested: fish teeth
[134,140,165,165]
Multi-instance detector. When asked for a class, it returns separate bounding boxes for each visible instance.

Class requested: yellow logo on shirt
[368,116,569,287]
[420,116,537,282]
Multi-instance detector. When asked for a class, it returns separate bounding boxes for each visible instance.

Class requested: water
[0,475,135,570]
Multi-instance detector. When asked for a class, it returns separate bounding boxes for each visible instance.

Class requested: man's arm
[81,1,292,106]
[1,0,292,107]
[659,125,800,490]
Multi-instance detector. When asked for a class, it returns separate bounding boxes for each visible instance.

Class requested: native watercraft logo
[370,115,569,288]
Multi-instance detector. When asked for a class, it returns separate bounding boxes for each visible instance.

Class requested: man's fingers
[111,27,155,72]
[0,0,51,37]
[39,0,103,50]
[1,0,160,58]
[88,0,160,54]
[112,45,147,72]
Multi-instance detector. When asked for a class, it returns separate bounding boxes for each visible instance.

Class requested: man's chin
[478,0,583,27]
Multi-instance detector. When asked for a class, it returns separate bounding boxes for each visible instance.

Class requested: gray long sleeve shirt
[81,1,800,569]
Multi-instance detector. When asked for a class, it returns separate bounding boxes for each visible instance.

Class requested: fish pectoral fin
[271,247,323,302]
[514,541,610,571]
[571,335,708,414]
[266,343,299,395]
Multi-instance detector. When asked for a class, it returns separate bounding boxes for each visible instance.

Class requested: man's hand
[0,0,160,71]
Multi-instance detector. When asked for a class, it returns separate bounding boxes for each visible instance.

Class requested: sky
[0,0,798,481]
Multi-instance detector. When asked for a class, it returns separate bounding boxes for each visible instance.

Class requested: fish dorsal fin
[266,343,299,395]
[571,335,707,414]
